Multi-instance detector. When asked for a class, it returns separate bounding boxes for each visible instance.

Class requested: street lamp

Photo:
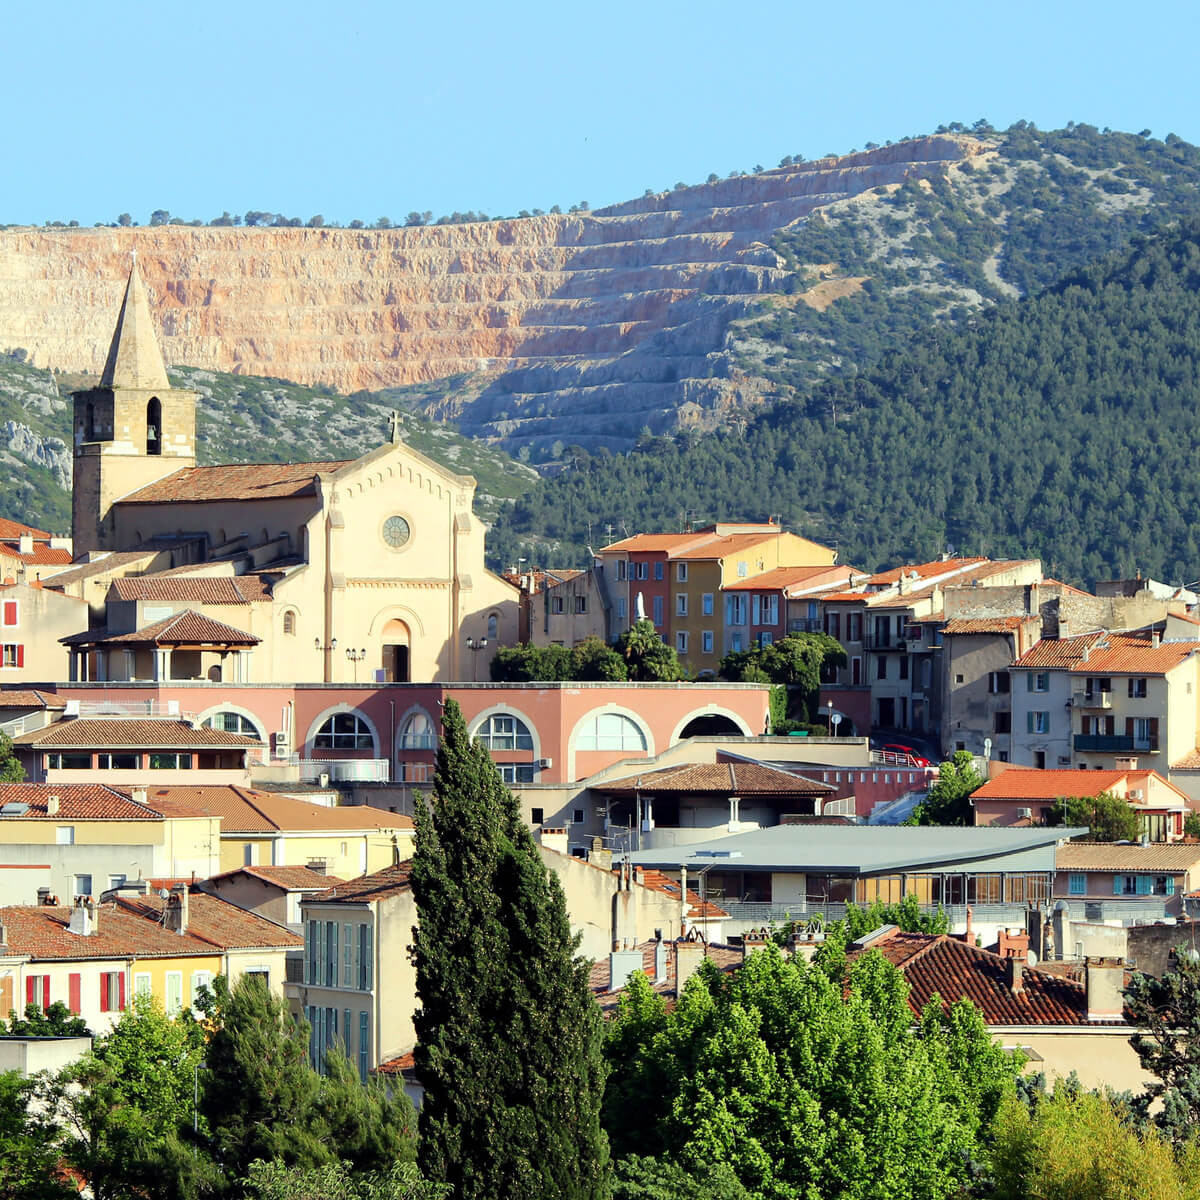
[465,636,489,682]
[314,636,338,684]
[345,647,367,683]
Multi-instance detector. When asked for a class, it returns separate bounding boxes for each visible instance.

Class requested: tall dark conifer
[411,699,610,1200]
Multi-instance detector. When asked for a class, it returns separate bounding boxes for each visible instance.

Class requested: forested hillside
[489,223,1200,587]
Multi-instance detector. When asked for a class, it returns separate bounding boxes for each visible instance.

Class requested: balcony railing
[788,618,823,634]
[1073,735,1157,753]
[1072,690,1113,709]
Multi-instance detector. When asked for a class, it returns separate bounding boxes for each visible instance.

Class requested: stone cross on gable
[388,409,402,443]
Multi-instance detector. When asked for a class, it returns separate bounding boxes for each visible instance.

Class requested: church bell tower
[71,261,197,555]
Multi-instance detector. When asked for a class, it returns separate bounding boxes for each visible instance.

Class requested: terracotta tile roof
[1055,842,1200,872]
[42,552,157,588]
[0,542,73,567]
[61,610,260,647]
[0,904,222,961]
[942,617,1032,635]
[868,562,1039,609]
[373,1051,416,1075]
[502,568,584,592]
[599,532,719,555]
[12,718,262,748]
[596,761,835,796]
[109,576,272,604]
[1013,632,1109,669]
[849,932,1102,1025]
[1066,636,1200,676]
[974,769,1133,801]
[120,461,354,504]
[1043,578,1095,597]
[114,892,301,949]
[868,558,988,586]
[1171,749,1200,770]
[673,533,783,561]
[0,518,52,541]
[0,690,67,709]
[0,783,161,821]
[633,868,729,919]
[209,864,348,890]
[818,591,871,604]
[589,939,744,1008]
[722,565,859,592]
[144,786,412,834]
[306,862,413,904]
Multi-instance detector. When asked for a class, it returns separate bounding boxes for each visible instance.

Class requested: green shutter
[1027,711,1035,733]
[1027,672,1034,692]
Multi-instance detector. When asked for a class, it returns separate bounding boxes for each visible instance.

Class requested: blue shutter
[1167,876,1176,896]
[1113,875,1123,895]
[1027,672,1034,692]
[1027,711,1035,733]
[1136,875,1153,896]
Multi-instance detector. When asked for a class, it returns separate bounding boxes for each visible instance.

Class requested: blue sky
[7,0,1199,227]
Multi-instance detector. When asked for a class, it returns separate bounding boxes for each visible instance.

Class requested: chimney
[131,787,148,805]
[391,834,400,868]
[165,884,189,935]
[1152,628,1162,648]
[1005,955,1024,995]
[539,827,569,856]
[37,886,50,906]
[679,864,689,935]
[611,860,638,950]
[741,927,771,961]
[997,927,1030,959]
[674,937,705,993]
[308,859,328,875]
[588,836,612,872]
[67,897,93,937]
[18,534,32,556]
[46,795,60,816]
[608,946,645,992]
[1085,957,1126,1021]
[654,934,668,984]
[965,905,974,946]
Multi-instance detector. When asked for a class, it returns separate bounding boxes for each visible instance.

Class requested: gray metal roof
[626,825,1087,875]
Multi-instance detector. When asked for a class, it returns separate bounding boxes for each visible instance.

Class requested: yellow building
[61,263,518,684]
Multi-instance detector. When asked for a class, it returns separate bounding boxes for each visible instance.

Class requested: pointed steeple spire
[99,259,170,390]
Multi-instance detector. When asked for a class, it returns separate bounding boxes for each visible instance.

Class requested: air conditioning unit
[538,757,553,769]
[1016,807,1033,819]
[273,731,290,757]
[1128,788,1144,800]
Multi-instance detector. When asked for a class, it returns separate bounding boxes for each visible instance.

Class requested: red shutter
[68,973,81,1015]
[99,976,108,1013]
[3,601,16,626]
[41,977,49,1010]
[15,644,23,668]
[118,973,126,1012]
[25,976,35,1007]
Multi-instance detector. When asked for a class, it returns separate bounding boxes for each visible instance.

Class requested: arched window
[577,712,647,751]
[85,401,96,442]
[146,397,162,455]
[486,612,498,641]
[202,711,260,736]
[399,711,435,749]
[474,714,533,751]
[315,712,373,750]
[283,611,296,636]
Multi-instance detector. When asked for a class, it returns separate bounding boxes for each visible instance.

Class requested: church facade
[64,265,518,684]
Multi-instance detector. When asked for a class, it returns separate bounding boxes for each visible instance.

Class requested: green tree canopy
[410,698,610,1199]
[1050,790,1142,841]
[913,751,985,825]
[616,620,682,681]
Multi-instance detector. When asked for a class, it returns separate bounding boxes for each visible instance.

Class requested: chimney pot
[1006,955,1025,994]
[46,795,59,816]
[674,938,705,993]
[1085,957,1126,1021]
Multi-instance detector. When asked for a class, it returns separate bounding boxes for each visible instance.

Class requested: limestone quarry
[0,137,986,454]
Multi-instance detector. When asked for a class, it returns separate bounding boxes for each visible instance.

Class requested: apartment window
[498,763,536,784]
[2,600,17,626]
[698,592,712,617]
[899,657,909,681]
[1027,711,1050,735]
[725,594,747,625]
[26,975,50,1011]
[825,612,841,640]
[851,656,862,684]
[616,597,627,620]
[1084,676,1111,697]
[135,972,152,998]
[955,674,965,685]
[191,971,212,1009]
[163,971,183,1017]
[574,595,587,614]
[847,612,862,642]
[343,922,354,987]
[652,596,664,626]
[474,714,533,750]
[751,595,761,625]
[677,563,688,582]
[676,632,689,654]
[636,562,649,580]
[99,971,125,1014]
[358,923,373,990]
[531,806,545,825]
[1131,717,1159,751]
[148,752,192,769]
[577,713,647,751]
[1129,677,1148,698]
[283,610,296,636]
[1028,672,1050,693]
[73,874,92,899]
[243,843,259,866]
[702,631,714,653]
[654,562,663,580]
[48,752,91,769]
[762,595,779,625]
[676,593,688,617]
[97,753,138,769]
[731,633,744,653]
[358,1011,370,1082]
[994,711,1012,734]
[1068,873,1086,896]
[2,644,24,668]
[551,596,564,614]
[325,920,339,987]
[616,561,626,581]
[55,825,74,845]
[574,809,584,823]
[877,656,887,680]
[759,632,774,647]
[988,672,1010,694]
[203,711,260,735]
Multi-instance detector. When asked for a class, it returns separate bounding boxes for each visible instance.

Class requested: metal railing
[287,758,391,783]
[1074,735,1155,753]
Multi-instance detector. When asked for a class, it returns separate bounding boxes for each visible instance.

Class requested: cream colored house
[0,584,87,682]
[62,264,518,684]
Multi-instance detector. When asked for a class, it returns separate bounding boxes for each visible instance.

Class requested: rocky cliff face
[0,137,985,454]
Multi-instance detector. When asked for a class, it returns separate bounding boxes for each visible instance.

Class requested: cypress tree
[411,698,610,1199]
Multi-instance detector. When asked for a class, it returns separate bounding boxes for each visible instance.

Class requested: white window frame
[676,563,688,582]
[702,593,714,616]
[702,630,714,653]
[676,593,688,616]
[676,632,689,653]
[165,971,183,1017]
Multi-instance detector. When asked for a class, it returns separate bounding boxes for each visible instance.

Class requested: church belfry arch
[146,396,162,454]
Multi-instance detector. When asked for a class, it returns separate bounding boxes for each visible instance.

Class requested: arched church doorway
[381,619,410,682]
[146,397,162,455]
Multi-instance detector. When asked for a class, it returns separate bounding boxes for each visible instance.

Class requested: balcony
[1072,689,1113,710]
[863,636,901,651]
[788,618,822,634]
[1073,735,1157,753]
